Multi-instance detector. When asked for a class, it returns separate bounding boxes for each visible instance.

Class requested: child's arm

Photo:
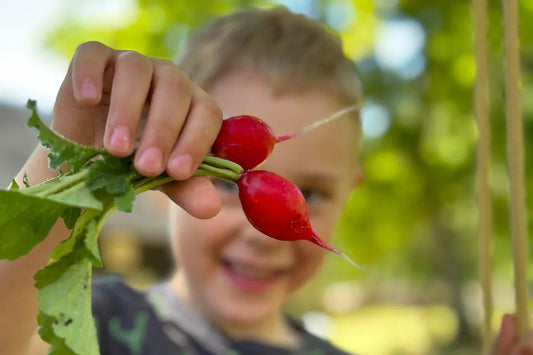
[0,41,222,354]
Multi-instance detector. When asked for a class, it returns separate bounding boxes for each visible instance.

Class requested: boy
[1,7,361,355]
[1,6,529,355]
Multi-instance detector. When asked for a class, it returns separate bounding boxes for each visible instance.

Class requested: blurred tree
[44,0,532,352]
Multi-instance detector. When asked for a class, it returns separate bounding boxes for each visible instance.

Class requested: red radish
[237,170,362,269]
[211,115,277,171]
[211,103,363,171]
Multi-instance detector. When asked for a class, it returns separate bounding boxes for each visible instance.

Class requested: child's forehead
[210,71,360,151]
[210,61,360,110]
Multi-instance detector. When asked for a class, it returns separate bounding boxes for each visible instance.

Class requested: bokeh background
[1,0,532,354]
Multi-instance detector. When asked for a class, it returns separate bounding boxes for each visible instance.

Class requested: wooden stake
[502,0,530,337]
[472,0,494,351]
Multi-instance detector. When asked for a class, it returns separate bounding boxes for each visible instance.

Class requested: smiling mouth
[221,259,288,292]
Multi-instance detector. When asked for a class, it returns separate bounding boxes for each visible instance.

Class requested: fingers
[166,87,222,180]
[103,51,153,157]
[160,177,222,219]
[132,59,194,176]
[52,41,115,144]
[59,41,224,218]
[133,59,222,178]
[71,41,115,105]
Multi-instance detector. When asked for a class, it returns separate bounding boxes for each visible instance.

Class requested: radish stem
[277,103,365,142]
[310,235,364,271]
[337,251,365,271]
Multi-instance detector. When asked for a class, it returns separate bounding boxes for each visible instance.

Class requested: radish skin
[237,170,362,269]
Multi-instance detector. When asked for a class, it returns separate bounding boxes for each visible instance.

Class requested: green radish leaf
[35,251,99,355]
[60,207,82,230]
[49,232,79,264]
[0,190,66,260]
[46,180,104,210]
[84,219,103,267]
[86,155,135,195]
[17,174,104,211]
[87,154,137,212]
[9,179,19,190]
[36,207,106,354]
[37,312,74,355]
[49,209,104,265]
[26,100,104,172]
[114,184,136,212]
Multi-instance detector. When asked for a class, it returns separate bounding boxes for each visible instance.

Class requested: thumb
[160,176,222,220]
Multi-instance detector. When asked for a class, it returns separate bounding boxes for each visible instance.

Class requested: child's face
[170,72,360,334]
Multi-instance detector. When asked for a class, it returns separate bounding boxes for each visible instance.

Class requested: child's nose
[238,217,286,253]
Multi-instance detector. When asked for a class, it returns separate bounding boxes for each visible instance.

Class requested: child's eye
[300,187,329,204]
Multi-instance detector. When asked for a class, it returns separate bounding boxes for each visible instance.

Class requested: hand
[493,314,533,355]
[51,41,223,218]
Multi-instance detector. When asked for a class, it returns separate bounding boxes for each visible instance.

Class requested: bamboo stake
[502,0,530,337]
[472,0,494,351]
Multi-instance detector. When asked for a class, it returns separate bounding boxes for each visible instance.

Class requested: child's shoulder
[91,275,182,354]
[289,317,355,355]
[91,274,151,319]
[91,276,355,355]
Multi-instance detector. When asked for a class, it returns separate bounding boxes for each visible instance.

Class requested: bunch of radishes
[210,114,361,269]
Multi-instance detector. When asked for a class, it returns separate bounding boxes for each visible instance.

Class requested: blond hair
[176,6,363,107]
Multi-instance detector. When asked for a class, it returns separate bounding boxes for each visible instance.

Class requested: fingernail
[80,79,98,101]
[108,125,132,155]
[136,147,163,175]
[168,154,194,180]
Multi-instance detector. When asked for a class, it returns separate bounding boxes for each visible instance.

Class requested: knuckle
[155,61,192,94]
[168,72,192,95]
[144,117,182,150]
[203,97,223,125]
[155,58,176,68]
[75,41,107,54]
[116,50,151,71]
[158,116,182,137]
[196,93,223,127]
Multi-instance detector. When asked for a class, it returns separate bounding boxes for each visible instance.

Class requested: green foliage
[46,0,273,59]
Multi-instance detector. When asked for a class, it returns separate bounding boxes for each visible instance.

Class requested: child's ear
[352,165,364,188]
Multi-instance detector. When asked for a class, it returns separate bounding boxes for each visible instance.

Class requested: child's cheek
[289,242,328,293]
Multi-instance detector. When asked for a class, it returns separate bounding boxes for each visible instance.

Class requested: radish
[237,170,362,269]
[211,115,277,170]
[211,103,363,171]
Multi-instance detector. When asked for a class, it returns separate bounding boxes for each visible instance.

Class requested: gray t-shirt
[92,275,353,355]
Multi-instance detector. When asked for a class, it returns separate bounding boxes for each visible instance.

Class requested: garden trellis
[473,0,530,352]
